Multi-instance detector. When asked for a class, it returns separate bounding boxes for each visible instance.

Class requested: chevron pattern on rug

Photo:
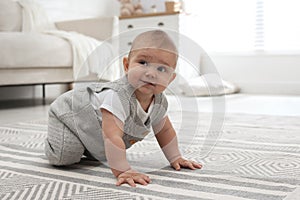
[0,113,299,200]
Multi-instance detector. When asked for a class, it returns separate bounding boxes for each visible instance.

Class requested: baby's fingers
[116,174,150,187]
[116,177,136,187]
[116,177,125,186]
[172,162,181,171]
[141,174,151,183]
[126,178,136,187]
[182,160,196,169]
[133,175,150,185]
[179,160,202,170]
[192,161,202,169]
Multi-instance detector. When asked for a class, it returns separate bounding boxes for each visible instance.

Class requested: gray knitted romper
[45,76,168,166]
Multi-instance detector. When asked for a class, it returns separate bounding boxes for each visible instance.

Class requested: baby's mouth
[141,80,156,87]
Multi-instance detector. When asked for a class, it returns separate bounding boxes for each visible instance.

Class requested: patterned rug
[0,112,300,200]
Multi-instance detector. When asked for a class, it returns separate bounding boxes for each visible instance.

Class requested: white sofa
[0,0,115,87]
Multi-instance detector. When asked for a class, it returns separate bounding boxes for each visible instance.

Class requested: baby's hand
[171,157,202,171]
[116,169,151,187]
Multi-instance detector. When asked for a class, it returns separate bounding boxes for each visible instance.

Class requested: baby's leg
[45,110,85,166]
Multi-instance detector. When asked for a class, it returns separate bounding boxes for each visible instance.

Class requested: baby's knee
[44,139,65,166]
[47,157,79,166]
[46,155,67,166]
[44,138,84,166]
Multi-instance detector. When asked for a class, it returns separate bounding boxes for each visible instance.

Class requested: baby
[45,30,202,187]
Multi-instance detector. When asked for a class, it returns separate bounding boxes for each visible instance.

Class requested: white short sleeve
[90,89,126,123]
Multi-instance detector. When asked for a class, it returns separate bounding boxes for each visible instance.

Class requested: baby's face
[124,48,177,96]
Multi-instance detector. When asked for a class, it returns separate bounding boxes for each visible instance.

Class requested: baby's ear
[123,57,129,73]
[169,72,176,84]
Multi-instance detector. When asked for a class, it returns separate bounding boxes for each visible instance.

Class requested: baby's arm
[101,109,150,187]
[154,116,202,170]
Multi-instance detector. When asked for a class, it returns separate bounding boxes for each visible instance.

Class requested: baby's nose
[145,67,156,78]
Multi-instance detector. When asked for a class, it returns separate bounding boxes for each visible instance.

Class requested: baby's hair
[128,30,178,60]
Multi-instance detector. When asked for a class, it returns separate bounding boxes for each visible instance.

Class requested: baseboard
[0,84,68,101]
[236,81,300,95]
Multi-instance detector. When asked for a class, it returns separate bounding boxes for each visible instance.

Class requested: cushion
[0,0,22,31]
[0,32,72,68]
[168,74,240,96]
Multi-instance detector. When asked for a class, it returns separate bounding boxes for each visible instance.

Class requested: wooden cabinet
[118,12,179,53]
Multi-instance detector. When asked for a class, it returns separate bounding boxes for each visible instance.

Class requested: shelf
[119,11,180,20]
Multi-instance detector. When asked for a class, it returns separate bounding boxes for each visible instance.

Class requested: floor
[0,99,51,125]
[168,94,300,116]
[0,94,299,199]
[0,94,300,125]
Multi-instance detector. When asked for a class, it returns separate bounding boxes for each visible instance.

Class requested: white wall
[211,53,300,95]
[38,0,120,22]
[1,1,299,101]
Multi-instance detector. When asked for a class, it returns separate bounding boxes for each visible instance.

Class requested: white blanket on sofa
[17,0,116,81]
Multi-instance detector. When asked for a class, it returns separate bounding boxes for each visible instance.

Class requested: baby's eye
[139,60,148,66]
[157,66,167,73]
